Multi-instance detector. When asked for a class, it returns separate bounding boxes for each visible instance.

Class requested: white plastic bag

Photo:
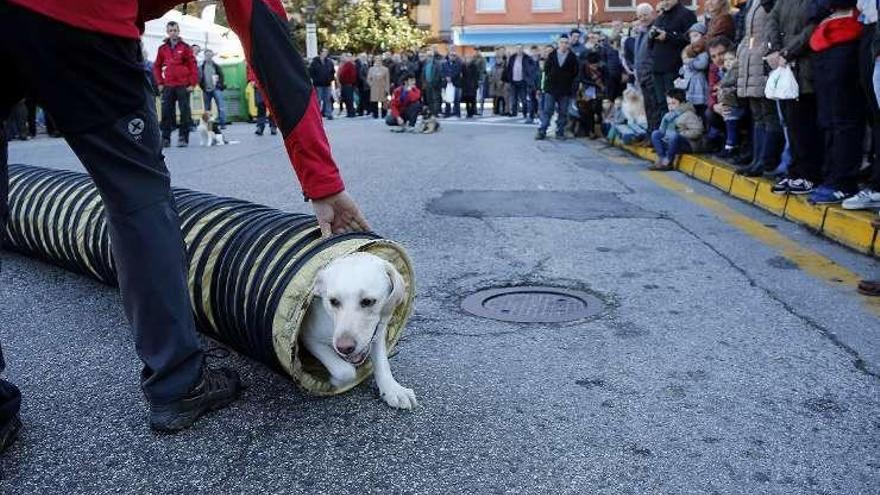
[764,65,799,100]
[442,82,456,104]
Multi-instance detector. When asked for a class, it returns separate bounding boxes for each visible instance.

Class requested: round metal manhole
[461,286,604,323]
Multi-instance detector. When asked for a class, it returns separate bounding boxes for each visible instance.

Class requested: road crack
[663,216,880,381]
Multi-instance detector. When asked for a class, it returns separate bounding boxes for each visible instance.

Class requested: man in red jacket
[154,20,198,147]
[337,54,358,118]
[386,74,423,131]
[0,0,369,444]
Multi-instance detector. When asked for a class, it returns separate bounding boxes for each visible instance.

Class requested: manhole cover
[461,286,604,323]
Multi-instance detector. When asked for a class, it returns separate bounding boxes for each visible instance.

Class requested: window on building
[476,0,505,13]
[532,0,562,11]
[605,0,636,10]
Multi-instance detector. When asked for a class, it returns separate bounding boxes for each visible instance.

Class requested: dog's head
[201,112,212,124]
[312,253,406,365]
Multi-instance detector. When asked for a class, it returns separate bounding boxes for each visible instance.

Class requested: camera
[649,26,661,39]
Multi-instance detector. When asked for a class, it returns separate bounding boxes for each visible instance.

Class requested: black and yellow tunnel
[2,164,416,395]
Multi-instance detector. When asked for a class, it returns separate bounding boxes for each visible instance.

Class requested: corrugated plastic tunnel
[2,164,415,395]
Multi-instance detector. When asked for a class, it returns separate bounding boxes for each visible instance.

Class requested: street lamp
[304,0,318,59]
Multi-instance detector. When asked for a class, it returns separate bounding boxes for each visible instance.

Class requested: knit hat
[687,22,707,35]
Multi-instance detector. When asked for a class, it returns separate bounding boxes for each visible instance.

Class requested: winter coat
[659,102,704,149]
[337,61,357,86]
[649,2,698,74]
[309,56,335,86]
[441,58,463,87]
[719,63,743,109]
[390,86,421,119]
[503,53,538,86]
[355,58,369,90]
[767,0,818,94]
[461,60,481,99]
[367,65,391,103]
[488,62,507,97]
[153,39,198,88]
[542,49,579,97]
[420,56,443,90]
[736,0,772,98]
[679,51,710,105]
[634,27,655,83]
[198,60,225,91]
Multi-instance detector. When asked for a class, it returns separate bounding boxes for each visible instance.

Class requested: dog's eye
[360,298,376,308]
[329,298,341,308]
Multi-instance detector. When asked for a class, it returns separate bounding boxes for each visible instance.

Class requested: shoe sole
[150,392,240,433]
[788,189,814,196]
[841,201,880,210]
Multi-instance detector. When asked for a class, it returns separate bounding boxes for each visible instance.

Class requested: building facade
[451,0,700,49]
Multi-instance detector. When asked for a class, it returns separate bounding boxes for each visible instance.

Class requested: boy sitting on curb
[649,88,704,171]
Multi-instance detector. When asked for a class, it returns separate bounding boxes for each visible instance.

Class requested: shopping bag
[764,65,799,100]
[442,82,456,104]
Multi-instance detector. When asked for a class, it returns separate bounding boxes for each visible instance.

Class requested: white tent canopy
[142,9,244,63]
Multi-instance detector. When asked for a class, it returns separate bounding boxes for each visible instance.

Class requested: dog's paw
[380,383,418,410]
[329,365,357,388]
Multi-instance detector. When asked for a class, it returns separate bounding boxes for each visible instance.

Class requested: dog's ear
[381,260,406,318]
[312,270,326,298]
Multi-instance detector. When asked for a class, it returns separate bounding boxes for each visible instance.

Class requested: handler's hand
[311,191,371,237]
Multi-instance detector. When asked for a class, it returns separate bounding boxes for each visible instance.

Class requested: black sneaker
[177,139,188,148]
[270,128,277,136]
[787,178,815,196]
[0,415,21,454]
[771,177,790,195]
[535,131,546,140]
[255,128,264,136]
[149,367,241,433]
[162,138,171,148]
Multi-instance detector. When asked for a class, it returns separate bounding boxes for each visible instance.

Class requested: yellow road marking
[642,171,880,316]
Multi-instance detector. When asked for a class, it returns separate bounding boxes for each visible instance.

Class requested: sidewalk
[616,144,880,258]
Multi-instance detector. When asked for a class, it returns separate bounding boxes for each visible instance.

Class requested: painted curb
[620,144,879,257]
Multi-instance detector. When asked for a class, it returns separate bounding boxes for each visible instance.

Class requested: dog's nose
[335,337,356,356]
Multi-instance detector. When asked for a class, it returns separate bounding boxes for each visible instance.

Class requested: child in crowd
[704,36,734,152]
[675,23,709,121]
[650,88,704,171]
[713,52,745,158]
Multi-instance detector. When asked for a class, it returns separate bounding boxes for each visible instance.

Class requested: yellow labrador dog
[301,253,417,409]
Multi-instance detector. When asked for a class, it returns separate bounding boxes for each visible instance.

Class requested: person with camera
[648,0,697,117]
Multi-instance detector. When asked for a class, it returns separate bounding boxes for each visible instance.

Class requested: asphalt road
[1,115,879,494]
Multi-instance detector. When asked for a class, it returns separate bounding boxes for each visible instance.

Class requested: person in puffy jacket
[650,88,704,170]
[154,21,198,147]
[735,0,785,177]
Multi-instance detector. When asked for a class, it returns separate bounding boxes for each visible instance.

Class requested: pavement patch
[427,190,655,221]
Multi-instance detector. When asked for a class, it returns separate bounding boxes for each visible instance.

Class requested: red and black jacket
[390,86,421,119]
[8,0,344,201]
[153,38,198,88]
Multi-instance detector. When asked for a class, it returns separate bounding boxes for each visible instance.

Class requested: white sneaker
[841,188,880,210]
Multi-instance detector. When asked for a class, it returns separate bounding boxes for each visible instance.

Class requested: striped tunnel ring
[3,164,416,396]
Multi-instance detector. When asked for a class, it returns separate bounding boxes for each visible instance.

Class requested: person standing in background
[355,53,370,117]
[199,48,227,128]
[154,20,198,147]
[504,45,538,123]
[367,55,391,119]
[648,0,697,117]
[309,48,336,120]
[337,54,357,118]
[536,35,579,140]
[420,47,443,117]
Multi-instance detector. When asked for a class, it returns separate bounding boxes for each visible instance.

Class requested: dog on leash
[419,107,440,134]
[300,253,417,409]
[197,113,226,146]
